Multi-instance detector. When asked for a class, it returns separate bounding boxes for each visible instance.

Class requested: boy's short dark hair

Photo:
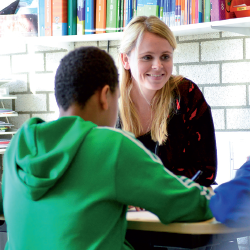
[55,46,118,111]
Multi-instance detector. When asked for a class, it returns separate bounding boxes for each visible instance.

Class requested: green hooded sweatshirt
[2,116,213,250]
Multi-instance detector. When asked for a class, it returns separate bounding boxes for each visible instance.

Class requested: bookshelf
[0,95,18,155]
[0,17,250,51]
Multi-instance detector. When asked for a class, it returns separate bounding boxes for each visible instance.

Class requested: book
[120,0,124,30]
[165,0,170,26]
[184,0,188,24]
[117,0,120,31]
[181,0,185,24]
[133,0,137,17]
[175,0,181,25]
[106,0,119,32]
[204,0,210,21]
[136,0,145,16]
[85,0,95,34]
[0,14,38,37]
[170,0,175,26]
[144,0,160,17]
[77,0,85,35]
[45,0,52,36]
[159,0,164,20]
[125,0,133,25]
[96,0,106,33]
[52,0,67,36]
[210,0,225,21]
[38,0,45,36]
[198,0,203,22]
[191,0,195,23]
[195,0,199,23]
[0,0,20,15]
[68,0,77,35]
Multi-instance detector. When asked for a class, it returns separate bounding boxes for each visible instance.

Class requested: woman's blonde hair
[118,15,182,145]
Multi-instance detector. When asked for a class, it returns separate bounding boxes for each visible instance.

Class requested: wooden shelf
[0,17,249,50]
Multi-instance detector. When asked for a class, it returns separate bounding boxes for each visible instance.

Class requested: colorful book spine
[159,0,164,20]
[106,0,119,32]
[85,0,95,34]
[204,0,210,21]
[117,0,121,31]
[133,0,137,17]
[137,0,145,16]
[68,0,77,35]
[175,0,181,25]
[77,0,85,35]
[120,0,124,31]
[52,0,68,36]
[191,0,195,23]
[123,0,127,27]
[96,0,106,33]
[187,0,191,24]
[144,0,160,17]
[45,0,52,36]
[166,0,170,26]
[184,0,188,24]
[195,0,198,23]
[181,0,185,24]
[170,0,175,27]
[125,0,133,25]
[38,0,45,36]
[198,0,203,22]
[210,0,225,21]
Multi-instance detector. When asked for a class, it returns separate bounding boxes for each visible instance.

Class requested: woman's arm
[159,79,217,187]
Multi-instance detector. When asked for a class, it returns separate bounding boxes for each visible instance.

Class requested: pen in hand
[191,170,203,182]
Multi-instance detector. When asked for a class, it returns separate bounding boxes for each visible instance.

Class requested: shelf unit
[0,17,249,50]
[0,95,18,155]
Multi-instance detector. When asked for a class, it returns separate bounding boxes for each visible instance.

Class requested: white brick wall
[227,109,250,129]
[0,56,11,77]
[222,62,250,83]
[201,39,243,61]
[34,73,55,92]
[174,42,199,63]
[1,32,250,185]
[12,54,45,73]
[16,94,47,112]
[204,86,246,106]
[179,64,220,84]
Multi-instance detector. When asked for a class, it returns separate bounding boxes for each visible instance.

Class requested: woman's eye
[142,55,152,60]
[162,55,170,60]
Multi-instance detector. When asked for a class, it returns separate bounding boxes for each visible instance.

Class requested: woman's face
[123,31,174,92]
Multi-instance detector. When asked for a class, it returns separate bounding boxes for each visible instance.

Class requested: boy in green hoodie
[2,46,213,250]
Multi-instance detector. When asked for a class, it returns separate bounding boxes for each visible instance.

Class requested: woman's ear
[120,53,130,70]
[99,85,110,111]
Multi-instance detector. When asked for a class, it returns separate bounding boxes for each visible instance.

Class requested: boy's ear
[99,85,110,110]
[120,53,130,70]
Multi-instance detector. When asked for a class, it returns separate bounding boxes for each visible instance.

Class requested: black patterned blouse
[117,78,217,187]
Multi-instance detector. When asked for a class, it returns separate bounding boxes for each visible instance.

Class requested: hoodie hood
[4,116,96,201]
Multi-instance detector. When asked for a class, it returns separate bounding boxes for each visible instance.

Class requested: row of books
[39,0,226,36]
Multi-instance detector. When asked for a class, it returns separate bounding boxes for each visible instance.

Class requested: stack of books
[0,121,14,132]
[0,109,17,116]
[0,139,11,149]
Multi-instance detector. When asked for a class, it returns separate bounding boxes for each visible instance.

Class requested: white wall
[0,31,249,185]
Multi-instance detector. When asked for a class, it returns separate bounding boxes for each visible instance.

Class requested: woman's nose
[152,59,163,70]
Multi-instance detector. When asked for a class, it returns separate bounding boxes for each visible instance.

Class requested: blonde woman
[117,15,217,187]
